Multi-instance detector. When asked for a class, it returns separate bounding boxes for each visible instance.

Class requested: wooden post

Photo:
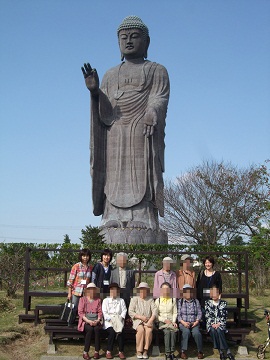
[23,247,31,312]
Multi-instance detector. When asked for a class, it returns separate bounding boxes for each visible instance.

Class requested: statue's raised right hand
[81,63,99,95]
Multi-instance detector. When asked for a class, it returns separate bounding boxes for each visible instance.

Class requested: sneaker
[106,352,113,359]
[118,352,126,359]
[226,354,235,360]
[197,352,204,359]
[83,353,90,360]
[137,353,143,359]
[143,352,148,359]
[94,352,100,359]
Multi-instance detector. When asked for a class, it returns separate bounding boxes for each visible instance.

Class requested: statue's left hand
[143,108,157,137]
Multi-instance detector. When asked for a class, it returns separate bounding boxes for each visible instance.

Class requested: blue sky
[0,0,269,244]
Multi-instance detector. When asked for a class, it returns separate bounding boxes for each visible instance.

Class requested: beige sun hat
[86,282,97,289]
[137,282,150,289]
[181,254,192,261]
[162,256,173,262]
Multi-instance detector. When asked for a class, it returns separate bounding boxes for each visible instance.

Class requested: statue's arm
[81,63,100,97]
[143,65,170,137]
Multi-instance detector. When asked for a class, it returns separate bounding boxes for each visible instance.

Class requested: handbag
[60,300,76,324]
[86,313,98,321]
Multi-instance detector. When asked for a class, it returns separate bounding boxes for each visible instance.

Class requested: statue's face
[119,28,147,59]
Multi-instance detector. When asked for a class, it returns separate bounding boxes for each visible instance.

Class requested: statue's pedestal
[100,226,167,244]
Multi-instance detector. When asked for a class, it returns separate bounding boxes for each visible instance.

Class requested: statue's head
[117,16,150,61]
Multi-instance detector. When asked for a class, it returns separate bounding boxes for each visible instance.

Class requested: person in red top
[67,249,92,311]
[78,283,103,360]
[177,254,196,296]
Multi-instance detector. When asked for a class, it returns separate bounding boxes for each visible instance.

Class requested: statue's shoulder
[103,64,122,78]
[145,61,169,77]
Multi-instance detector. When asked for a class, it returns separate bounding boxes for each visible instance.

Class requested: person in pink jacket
[153,257,178,298]
[78,283,103,360]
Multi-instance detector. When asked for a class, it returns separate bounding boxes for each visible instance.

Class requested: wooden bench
[18,313,35,324]
[34,304,62,326]
[44,321,251,346]
[44,324,136,345]
[25,291,68,311]
[45,318,69,326]
[239,318,256,331]
[225,328,251,343]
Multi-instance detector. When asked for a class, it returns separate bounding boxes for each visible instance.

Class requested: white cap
[137,282,150,289]
[183,284,193,289]
[181,254,192,261]
[86,282,97,289]
[163,256,173,262]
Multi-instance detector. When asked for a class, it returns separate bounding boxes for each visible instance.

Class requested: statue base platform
[100,226,168,244]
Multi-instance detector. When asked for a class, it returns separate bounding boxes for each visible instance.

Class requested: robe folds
[90,60,169,229]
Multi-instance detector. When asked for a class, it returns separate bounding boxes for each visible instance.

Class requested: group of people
[67,249,235,360]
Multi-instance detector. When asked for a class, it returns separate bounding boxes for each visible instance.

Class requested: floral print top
[205,299,227,331]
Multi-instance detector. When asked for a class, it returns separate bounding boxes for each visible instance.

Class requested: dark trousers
[209,327,228,351]
[84,324,100,352]
[106,327,124,352]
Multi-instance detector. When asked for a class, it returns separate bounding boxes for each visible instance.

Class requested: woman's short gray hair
[116,252,128,259]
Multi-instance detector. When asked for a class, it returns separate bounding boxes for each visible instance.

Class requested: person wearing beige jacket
[155,282,178,360]
[128,282,157,359]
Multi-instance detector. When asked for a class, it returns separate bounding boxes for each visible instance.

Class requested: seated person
[110,252,136,307]
[77,283,103,360]
[129,282,157,359]
[102,283,127,359]
[155,282,178,360]
[205,286,235,360]
[177,284,203,359]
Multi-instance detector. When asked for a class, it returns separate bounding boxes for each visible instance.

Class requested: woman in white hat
[128,282,157,359]
[77,283,103,360]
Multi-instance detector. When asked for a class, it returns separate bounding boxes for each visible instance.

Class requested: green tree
[80,225,106,262]
[80,225,105,249]
[50,235,80,269]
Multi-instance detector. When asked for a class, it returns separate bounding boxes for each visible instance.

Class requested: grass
[0,289,269,359]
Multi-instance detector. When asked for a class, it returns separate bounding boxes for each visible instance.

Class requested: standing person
[153,257,177,298]
[177,284,204,360]
[92,248,113,298]
[177,255,195,295]
[78,283,103,360]
[67,249,92,320]
[102,283,127,359]
[129,282,157,359]
[205,286,235,360]
[155,282,178,360]
[110,252,136,307]
[196,256,222,308]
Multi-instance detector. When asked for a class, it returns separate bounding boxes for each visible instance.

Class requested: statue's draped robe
[90,61,169,230]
